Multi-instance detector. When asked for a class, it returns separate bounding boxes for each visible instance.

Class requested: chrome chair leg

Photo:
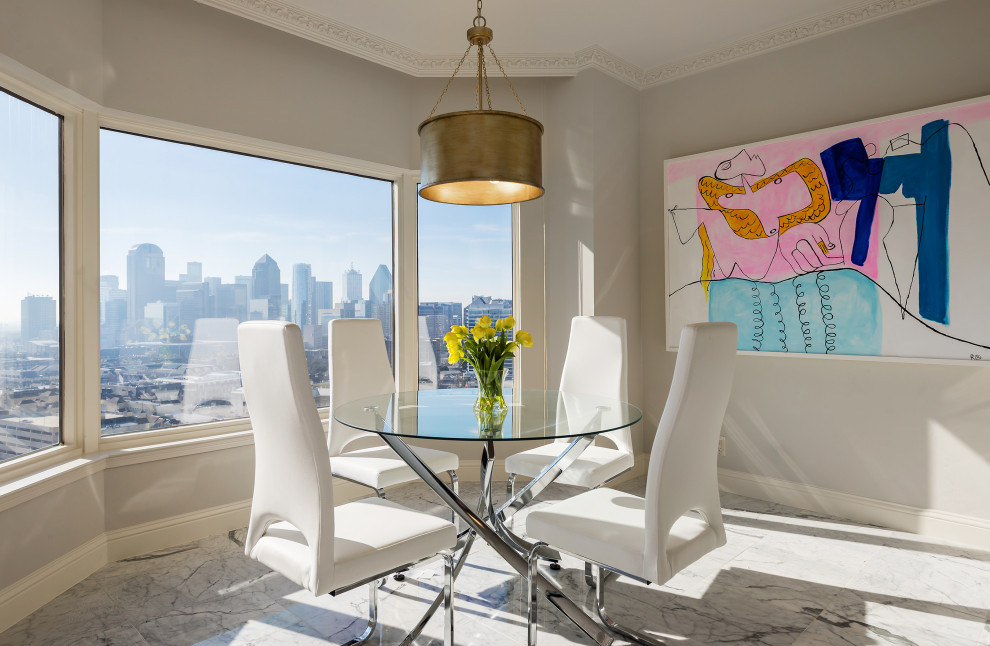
[584,561,595,588]
[373,487,408,582]
[342,580,379,646]
[505,473,516,528]
[448,470,459,525]
[595,566,666,646]
[443,551,454,646]
[526,542,557,646]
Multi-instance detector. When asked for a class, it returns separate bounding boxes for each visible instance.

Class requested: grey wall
[102,0,415,169]
[639,0,990,521]
[0,0,103,101]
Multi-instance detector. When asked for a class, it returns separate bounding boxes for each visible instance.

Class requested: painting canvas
[664,96,990,362]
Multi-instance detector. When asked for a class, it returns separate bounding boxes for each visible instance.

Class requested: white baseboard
[105,500,252,563]
[0,500,252,634]
[0,453,651,634]
[718,468,990,549]
[0,534,107,633]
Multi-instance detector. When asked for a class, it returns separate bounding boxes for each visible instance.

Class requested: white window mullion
[394,173,420,392]
[74,109,102,455]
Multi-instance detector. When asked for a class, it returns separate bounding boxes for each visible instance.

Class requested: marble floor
[2,477,989,646]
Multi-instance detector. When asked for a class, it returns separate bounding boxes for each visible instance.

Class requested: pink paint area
[674,100,990,286]
[667,100,990,186]
[717,173,812,235]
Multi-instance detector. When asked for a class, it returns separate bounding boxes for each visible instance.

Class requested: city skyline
[99,129,512,316]
[0,117,512,326]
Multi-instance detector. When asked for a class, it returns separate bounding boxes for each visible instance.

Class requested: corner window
[99,130,392,436]
[417,196,513,389]
[0,89,63,462]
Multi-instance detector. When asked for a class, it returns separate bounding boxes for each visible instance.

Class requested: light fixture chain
[487,45,528,116]
[475,41,483,110]
[482,48,493,110]
[429,42,473,119]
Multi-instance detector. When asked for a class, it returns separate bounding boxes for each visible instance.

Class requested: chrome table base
[380,433,614,646]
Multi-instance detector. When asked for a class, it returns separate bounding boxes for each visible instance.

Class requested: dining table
[333,386,642,646]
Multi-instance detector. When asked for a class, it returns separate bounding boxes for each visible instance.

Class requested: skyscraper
[216,283,248,321]
[291,263,312,325]
[251,254,281,320]
[464,296,514,381]
[176,285,209,329]
[21,295,57,341]
[312,281,333,321]
[368,264,392,304]
[179,261,202,283]
[100,275,127,325]
[126,243,165,324]
[101,299,127,348]
[342,265,362,303]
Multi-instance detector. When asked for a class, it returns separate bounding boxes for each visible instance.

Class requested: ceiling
[197,0,939,88]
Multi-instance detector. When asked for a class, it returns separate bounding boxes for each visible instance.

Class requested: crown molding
[642,0,944,88]
[196,0,943,90]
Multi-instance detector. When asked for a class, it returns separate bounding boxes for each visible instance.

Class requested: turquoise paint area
[709,269,882,355]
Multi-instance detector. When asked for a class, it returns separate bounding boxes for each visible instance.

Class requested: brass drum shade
[419,110,544,205]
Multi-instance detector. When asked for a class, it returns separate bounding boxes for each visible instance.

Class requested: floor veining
[2,477,988,645]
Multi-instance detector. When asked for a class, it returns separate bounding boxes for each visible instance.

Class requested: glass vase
[473,368,507,415]
[475,406,508,440]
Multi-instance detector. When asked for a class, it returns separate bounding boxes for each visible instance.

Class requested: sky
[0,91,61,328]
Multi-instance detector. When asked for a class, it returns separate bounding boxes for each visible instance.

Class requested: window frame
[0,61,530,479]
[94,111,408,450]
[413,194,519,391]
[0,68,81,480]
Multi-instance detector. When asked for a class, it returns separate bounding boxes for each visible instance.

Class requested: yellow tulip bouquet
[444,315,533,413]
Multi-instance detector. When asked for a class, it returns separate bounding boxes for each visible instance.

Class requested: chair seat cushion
[525,487,716,583]
[504,444,633,489]
[330,445,459,489]
[250,497,456,595]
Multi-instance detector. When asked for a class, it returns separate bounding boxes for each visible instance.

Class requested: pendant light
[418,0,544,205]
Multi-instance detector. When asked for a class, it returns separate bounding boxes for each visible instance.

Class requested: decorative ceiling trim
[196,0,942,90]
[643,0,945,88]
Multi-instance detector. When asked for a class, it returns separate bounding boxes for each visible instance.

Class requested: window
[99,130,393,436]
[417,195,513,389]
[0,89,63,462]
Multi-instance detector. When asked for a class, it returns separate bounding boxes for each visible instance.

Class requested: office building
[342,265,361,302]
[20,296,57,342]
[126,243,165,324]
[291,263,312,325]
[250,254,281,320]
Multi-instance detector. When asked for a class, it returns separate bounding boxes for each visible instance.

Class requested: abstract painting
[664,96,990,362]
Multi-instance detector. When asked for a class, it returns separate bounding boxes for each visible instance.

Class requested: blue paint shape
[709,269,881,355]
[879,119,952,325]
[820,138,884,267]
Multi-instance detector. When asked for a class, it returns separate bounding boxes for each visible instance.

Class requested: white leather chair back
[239,321,336,595]
[643,322,736,583]
[558,316,632,454]
[328,319,396,457]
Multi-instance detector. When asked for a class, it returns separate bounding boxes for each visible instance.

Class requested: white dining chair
[505,316,633,495]
[524,322,737,646]
[239,321,457,646]
[505,316,633,581]
[328,319,460,522]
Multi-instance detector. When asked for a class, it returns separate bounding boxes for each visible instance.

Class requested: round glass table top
[333,388,643,441]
